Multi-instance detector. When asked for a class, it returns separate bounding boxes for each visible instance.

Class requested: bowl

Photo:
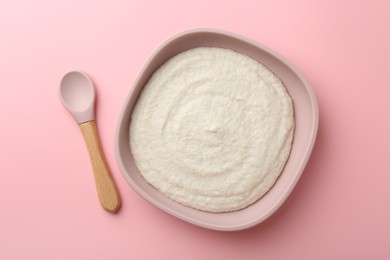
[115,29,318,231]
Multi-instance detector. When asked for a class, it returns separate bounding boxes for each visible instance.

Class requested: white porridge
[130,47,294,212]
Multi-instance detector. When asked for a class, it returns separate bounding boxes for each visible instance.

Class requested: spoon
[59,70,121,213]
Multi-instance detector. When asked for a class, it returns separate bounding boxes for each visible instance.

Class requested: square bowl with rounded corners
[115,29,318,231]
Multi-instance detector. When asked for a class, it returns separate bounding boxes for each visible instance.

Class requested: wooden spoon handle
[79,120,121,213]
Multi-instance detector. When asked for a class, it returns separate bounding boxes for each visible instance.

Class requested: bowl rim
[114,28,319,231]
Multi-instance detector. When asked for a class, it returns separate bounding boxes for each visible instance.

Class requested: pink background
[1,0,389,259]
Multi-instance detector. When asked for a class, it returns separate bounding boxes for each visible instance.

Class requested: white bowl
[115,29,318,231]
